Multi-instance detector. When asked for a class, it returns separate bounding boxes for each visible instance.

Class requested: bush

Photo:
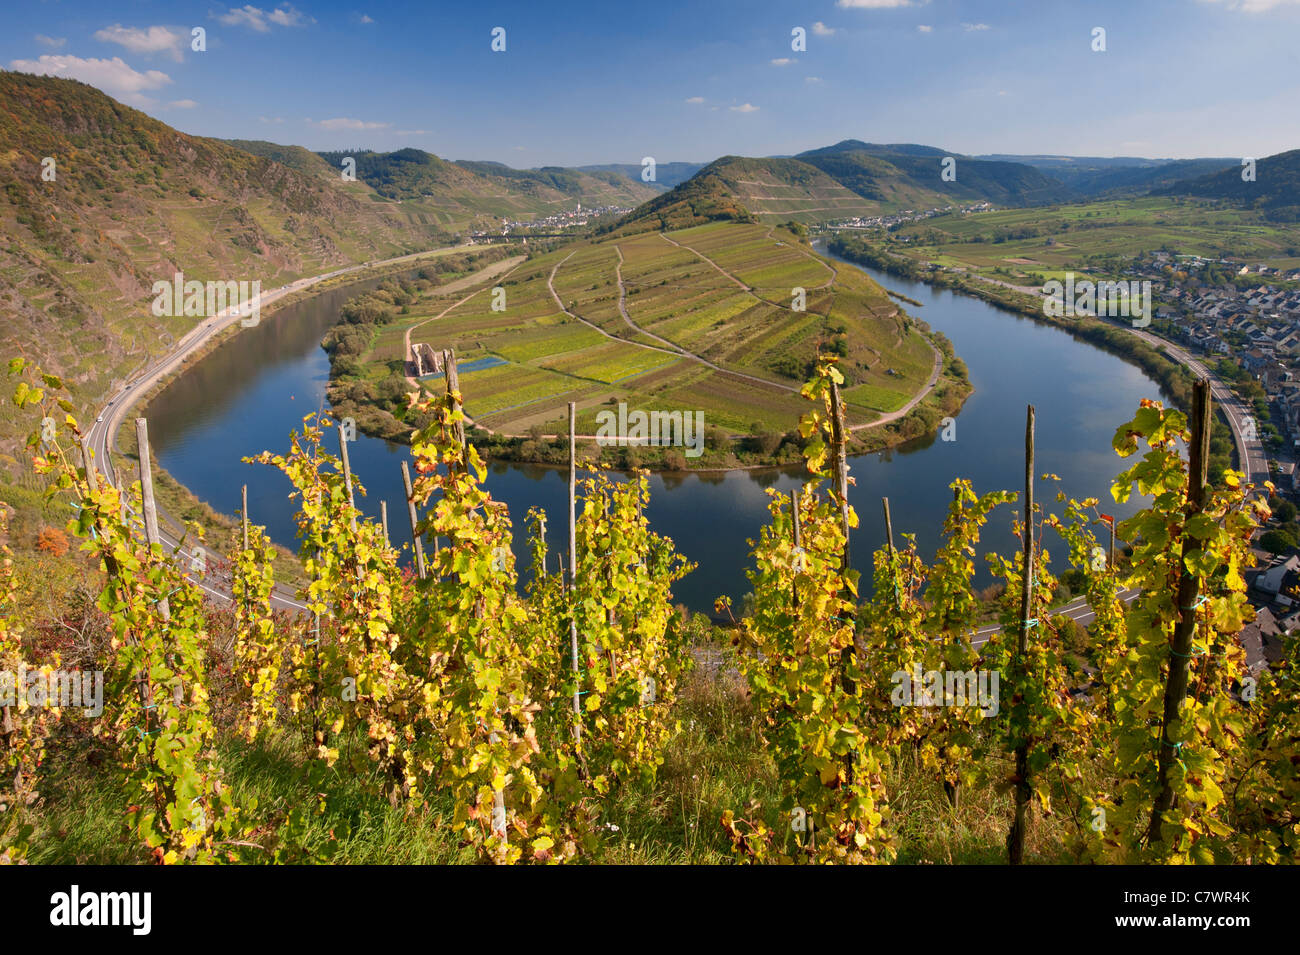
[36,526,69,557]
[1259,529,1296,554]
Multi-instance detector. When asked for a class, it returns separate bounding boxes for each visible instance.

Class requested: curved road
[942,267,1263,484]
[83,246,468,612]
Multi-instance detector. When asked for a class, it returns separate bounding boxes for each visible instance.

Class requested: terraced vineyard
[357,222,954,443]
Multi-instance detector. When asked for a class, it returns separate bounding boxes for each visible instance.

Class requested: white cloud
[359,14,374,24]
[685,95,705,104]
[312,117,389,130]
[8,54,172,106]
[805,76,823,83]
[217,5,313,32]
[258,115,284,124]
[94,25,187,62]
[770,57,794,66]
[1198,0,1300,11]
[836,0,918,8]
[35,35,66,49]
[963,22,991,31]
[396,129,430,136]
[729,103,759,113]
[811,21,836,35]
[917,24,933,33]
[166,99,199,108]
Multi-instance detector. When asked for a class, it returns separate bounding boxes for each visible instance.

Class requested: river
[144,245,1169,613]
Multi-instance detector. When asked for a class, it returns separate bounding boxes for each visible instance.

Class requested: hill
[309,149,658,220]
[577,161,705,191]
[614,155,896,233]
[222,139,342,180]
[614,141,1081,233]
[977,153,1236,197]
[0,70,442,463]
[1158,149,1300,219]
[796,141,1072,206]
[452,160,658,206]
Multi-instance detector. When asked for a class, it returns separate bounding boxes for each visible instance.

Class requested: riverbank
[330,245,973,473]
[93,245,479,578]
[826,235,1241,481]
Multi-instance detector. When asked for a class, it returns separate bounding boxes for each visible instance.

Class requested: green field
[359,222,942,438]
[879,197,1300,286]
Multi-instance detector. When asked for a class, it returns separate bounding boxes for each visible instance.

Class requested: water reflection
[147,252,1169,613]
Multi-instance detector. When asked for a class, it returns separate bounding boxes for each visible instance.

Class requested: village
[466,203,635,242]
[824,200,995,232]
[1137,252,1300,457]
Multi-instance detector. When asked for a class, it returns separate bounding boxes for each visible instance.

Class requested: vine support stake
[828,375,856,701]
[1008,403,1035,865]
[828,377,851,571]
[135,418,170,624]
[882,496,895,558]
[380,500,390,548]
[400,461,427,580]
[1109,515,1116,571]
[241,484,249,552]
[338,423,357,533]
[568,401,582,743]
[443,348,465,460]
[1148,378,1212,847]
[791,488,802,610]
[79,436,99,493]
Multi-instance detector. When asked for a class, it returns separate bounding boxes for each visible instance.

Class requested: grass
[24,635,1077,865]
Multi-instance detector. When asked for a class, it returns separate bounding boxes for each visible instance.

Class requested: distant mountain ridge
[577,162,705,191]
[795,140,1071,206]
[1155,149,1300,219]
[305,147,658,213]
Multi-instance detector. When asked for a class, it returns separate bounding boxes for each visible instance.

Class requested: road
[935,267,1264,484]
[83,246,468,612]
[971,588,1141,647]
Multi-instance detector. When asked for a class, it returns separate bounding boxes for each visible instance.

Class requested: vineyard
[2,356,1297,865]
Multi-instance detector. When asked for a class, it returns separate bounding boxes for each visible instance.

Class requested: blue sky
[4,0,1299,166]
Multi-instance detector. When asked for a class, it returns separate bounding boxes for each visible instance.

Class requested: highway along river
[145,249,1169,614]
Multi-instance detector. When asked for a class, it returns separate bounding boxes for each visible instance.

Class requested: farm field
[359,222,943,439]
[882,197,1300,286]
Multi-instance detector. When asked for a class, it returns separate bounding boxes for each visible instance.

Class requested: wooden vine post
[241,484,249,552]
[1109,515,1116,571]
[400,461,427,580]
[134,418,169,721]
[827,377,855,698]
[790,488,802,610]
[567,401,582,743]
[338,423,357,533]
[443,348,465,461]
[882,496,895,559]
[1008,404,1035,864]
[135,418,170,624]
[1147,378,1212,846]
